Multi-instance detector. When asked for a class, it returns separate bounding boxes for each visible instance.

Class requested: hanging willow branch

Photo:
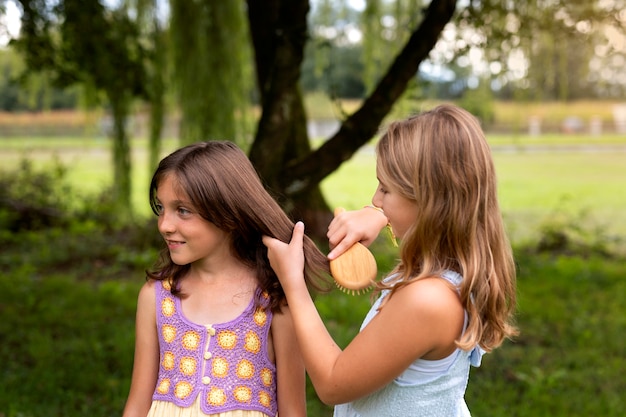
[169,0,253,146]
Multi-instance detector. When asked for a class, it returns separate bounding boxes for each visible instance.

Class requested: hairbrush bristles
[335,280,374,296]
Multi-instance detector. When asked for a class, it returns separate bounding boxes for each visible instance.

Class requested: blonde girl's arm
[271,304,307,417]
[263,223,464,405]
[327,206,388,260]
[122,281,160,417]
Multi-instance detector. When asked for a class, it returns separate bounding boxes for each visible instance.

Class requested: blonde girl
[263,104,518,416]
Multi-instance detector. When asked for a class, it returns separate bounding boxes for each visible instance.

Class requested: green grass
[1,238,624,416]
[466,254,626,416]
[0,270,141,416]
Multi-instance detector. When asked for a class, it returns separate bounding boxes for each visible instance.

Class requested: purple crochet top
[152,280,277,416]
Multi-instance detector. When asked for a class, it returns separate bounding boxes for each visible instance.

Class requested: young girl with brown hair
[264,104,518,416]
[123,141,330,417]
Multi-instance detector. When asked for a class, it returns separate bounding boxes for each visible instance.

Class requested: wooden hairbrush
[329,208,377,295]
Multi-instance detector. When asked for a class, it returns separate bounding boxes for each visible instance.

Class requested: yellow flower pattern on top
[179,356,197,376]
[217,330,237,349]
[234,386,252,403]
[253,308,267,327]
[182,331,200,350]
[153,283,277,415]
[236,359,255,379]
[174,381,193,399]
[207,387,227,406]
[212,357,229,378]
[161,297,176,317]
[156,378,170,395]
[260,368,273,387]
[259,391,272,408]
[162,351,175,370]
[162,324,176,343]
[244,330,261,354]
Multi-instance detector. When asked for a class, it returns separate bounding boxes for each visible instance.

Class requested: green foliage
[0,48,79,111]
[534,198,621,257]
[169,0,253,146]
[459,80,495,126]
[0,161,162,280]
[0,158,73,231]
[302,42,366,99]
[458,0,626,100]
[0,158,120,232]
[11,0,154,216]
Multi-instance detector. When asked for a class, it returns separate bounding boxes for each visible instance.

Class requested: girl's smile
[156,174,230,266]
[165,239,185,249]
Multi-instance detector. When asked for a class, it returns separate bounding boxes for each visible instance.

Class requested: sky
[0,1,20,46]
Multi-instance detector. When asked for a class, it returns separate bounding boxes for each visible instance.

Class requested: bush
[0,158,74,231]
[459,80,495,127]
[533,200,622,257]
[0,158,148,233]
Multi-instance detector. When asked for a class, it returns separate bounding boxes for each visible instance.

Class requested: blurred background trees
[0,0,624,235]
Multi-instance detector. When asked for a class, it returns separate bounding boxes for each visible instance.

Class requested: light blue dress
[333,271,484,417]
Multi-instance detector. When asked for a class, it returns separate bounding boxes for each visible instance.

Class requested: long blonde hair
[376,104,518,352]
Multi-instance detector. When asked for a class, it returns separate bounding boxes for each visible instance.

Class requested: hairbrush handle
[329,207,377,295]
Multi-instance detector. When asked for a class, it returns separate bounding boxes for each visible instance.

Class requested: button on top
[202,376,211,385]
[204,351,212,360]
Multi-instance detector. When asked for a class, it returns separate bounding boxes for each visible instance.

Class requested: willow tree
[169,0,252,146]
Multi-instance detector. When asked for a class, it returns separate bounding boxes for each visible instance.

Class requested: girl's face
[155,174,230,266]
[372,177,418,241]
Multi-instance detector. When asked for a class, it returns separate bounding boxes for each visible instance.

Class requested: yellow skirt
[147,396,272,417]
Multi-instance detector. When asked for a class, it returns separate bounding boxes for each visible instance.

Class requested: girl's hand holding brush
[327,206,389,260]
[327,207,388,295]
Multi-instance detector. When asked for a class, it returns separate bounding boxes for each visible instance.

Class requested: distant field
[1,134,625,251]
[320,143,626,247]
[2,98,625,136]
[304,95,626,132]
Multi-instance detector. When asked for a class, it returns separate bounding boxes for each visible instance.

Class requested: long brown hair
[147,141,331,312]
[376,104,518,351]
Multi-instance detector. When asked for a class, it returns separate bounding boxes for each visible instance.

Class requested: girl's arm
[122,281,160,417]
[327,207,388,260]
[263,223,464,405]
[271,305,307,417]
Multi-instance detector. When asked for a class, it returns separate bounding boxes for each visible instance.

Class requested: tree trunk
[246,0,334,237]
[148,16,166,176]
[109,93,132,218]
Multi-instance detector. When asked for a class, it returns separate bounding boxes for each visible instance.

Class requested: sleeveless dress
[333,271,484,417]
[148,281,278,417]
